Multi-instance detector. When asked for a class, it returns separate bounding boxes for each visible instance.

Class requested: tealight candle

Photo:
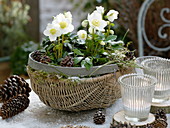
[135,56,161,74]
[141,58,170,103]
[118,73,156,122]
[123,99,150,122]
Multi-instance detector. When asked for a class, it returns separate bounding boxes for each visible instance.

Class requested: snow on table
[0,80,169,128]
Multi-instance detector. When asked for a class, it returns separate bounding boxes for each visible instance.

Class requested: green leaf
[105,35,117,41]
[74,57,84,65]
[85,57,93,65]
[80,60,91,70]
[84,62,91,70]
[64,43,72,50]
[55,44,60,49]
[81,60,85,67]
[63,40,70,43]
[82,57,93,70]
[47,43,55,51]
[73,49,84,55]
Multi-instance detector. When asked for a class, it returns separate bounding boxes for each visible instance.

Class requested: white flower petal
[81,20,88,27]
[43,29,50,36]
[107,10,119,22]
[46,23,53,29]
[64,11,72,19]
[93,11,102,19]
[56,13,65,22]
[69,24,74,32]
[97,20,107,31]
[96,6,104,14]
[49,35,57,41]
[64,11,72,23]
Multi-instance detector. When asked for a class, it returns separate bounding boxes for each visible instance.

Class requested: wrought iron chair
[138,0,170,56]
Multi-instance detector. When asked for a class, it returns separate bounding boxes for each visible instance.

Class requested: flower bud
[106,10,119,22]
[100,41,106,45]
[81,20,88,27]
[109,30,114,35]
[88,27,96,34]
[77,30,87,40]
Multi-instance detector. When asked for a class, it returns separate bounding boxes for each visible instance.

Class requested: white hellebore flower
[43,23,61,41]
[106,10,119,22]
[53,13,74,34]
[77,30,87,40]
[96,6,104,14]
[100,41,106,45]
[88,11,107,31]
[64,11,72,23]
[81,20,88,27]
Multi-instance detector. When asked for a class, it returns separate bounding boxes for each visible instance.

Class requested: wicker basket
[27,52,133,111]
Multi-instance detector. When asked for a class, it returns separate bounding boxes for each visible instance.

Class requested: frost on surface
[0,80,169,128]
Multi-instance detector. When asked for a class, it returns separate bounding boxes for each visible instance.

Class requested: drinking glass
[118,73,157,122]
[141,58,170,103]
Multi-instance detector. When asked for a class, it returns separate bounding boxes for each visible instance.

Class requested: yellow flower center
[81,33,86,39]
[59,21,68,29]
[50,29,57,35]
[92,19,100,27]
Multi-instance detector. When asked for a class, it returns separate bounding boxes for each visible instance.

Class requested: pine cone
[155,109,167,121]
[153,119,168,128]
[0,75,31,102]
[93,109,105,124]
[32,51,43,62]
[60,56,74,67]
[0,94,30,119]
[40,55,52,64]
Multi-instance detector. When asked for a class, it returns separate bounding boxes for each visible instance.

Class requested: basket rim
[28,51,119,77]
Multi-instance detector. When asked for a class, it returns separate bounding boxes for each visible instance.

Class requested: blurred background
[0,0,169,83]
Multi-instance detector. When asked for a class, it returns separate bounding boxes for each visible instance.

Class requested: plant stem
[61,34,64,58]
[58,36,60,58]
[92,28,95,53]
[53,41,58,59]
[89,60,117,76]
[94,42,99,55]
[107,23,111,37]
[122,29,129,41]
